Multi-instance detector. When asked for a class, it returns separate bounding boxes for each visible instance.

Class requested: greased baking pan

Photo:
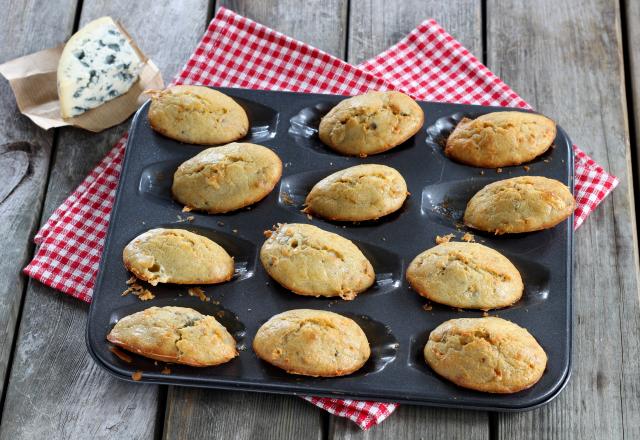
[87,87,573,411]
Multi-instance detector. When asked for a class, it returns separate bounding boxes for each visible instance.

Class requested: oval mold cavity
[107,296,246,371]
[425,110,556,168]
[123,224,257,283]
[253,313,398,379]
[278,168,409,225]
[420,178,560,254]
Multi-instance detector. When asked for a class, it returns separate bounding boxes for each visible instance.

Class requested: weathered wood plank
[486,1,640,439]
[0,0,78,404]
[329,1,489,438]
[625,0,640,212]
[0,1,210,438]
[164,388,324,440]
[161,2,348,438]
[346,0,483,65]
[219,0,348,57]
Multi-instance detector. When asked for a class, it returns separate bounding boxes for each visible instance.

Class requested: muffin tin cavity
[355,241,403,295]
[88,88,573,410]
[124,224,257,283]
[425,110,556,168]
[278,168,409,225]
[420,178,558,254]
[289,101,417,157]
[233,97,279,143]
[254,313,398,379]
[107,296,246,371]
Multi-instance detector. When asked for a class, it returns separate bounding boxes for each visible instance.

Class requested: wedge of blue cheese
[57,17,143,118]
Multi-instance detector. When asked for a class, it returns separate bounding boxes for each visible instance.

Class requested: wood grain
[625,0,640,207]
[330,1,489,437]
[218,0,348,58]
[346,0,483,65]
[161,2,347,439]
[486,1,640,438]
[0,0,78,406]
[0,1,210,438]
[164,388,324,440]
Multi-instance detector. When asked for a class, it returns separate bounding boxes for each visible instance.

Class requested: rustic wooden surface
[486,1,640,439]
[0,0,77,405]
[0,0,638,439]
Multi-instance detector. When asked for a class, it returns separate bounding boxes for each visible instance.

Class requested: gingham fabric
[24,7,618,430]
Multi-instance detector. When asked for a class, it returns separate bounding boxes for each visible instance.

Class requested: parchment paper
[0,20,163,132]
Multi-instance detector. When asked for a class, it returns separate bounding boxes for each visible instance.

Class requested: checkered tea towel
[24,7,618,430]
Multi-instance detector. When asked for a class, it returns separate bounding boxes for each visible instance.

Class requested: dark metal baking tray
[87,87,573,411]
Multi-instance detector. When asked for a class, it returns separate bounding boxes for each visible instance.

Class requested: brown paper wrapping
[0,19,163,132]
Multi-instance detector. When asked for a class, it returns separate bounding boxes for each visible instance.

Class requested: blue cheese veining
[57,17,143,118]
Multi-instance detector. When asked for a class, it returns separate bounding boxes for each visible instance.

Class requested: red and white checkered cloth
[24,7,618,430]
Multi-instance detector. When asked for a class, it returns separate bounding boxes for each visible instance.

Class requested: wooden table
[1,1,639,438]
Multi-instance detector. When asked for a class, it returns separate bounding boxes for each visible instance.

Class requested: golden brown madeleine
[107,306,238,367]
[304,164,408,221]
[172,142,282,213]
[147,85,249,144]
[260,223,375,300]
[318,91,424,156]
[445,111,556,168]
[406,242,523,310]
[464,176,575,234]
[253,309,370,377]
[424,317,547,393]
[123,228,234,286]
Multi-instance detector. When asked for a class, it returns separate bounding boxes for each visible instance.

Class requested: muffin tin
[86,88,573,411]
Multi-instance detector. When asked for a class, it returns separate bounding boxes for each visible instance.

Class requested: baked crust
[122,228,234,285]
[172,142,282,213]
[259,223,375,299]
[107,306,238,367]
[304,164,408,221]
[147,85,248,145]
[406,242,523,310]
[318,91,424,156]
[253,309,370,377]
[464,176,575,234]
[445,111,556,168]
[424,317,547,393]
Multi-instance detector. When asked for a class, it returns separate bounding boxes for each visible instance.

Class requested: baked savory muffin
[406,242,523,310]
[260,223,375,300]
[424,317,547,393]
[444,111,556,168]
[253,309,370,377]
[147,85,249,144]
[123,228,234,285]
[107,306,238,367]
[318,91,424,156]
[172,142,282,213]
[464,176,575,234]
[304,164,408,221]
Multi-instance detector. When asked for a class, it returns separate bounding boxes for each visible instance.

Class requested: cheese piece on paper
[57,16,143,118]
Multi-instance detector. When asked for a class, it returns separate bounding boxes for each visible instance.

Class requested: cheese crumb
[435,233,455,244]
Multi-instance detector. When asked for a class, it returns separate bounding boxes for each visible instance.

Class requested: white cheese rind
[57,17,143,118]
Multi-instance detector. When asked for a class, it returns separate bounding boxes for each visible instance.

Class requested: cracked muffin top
[107,306,238,367]
[445,111,556,168]
[304,164,408,221]
[259,223,375,300]
[123,228,234,285]
[172,142,282,213]
[318,91,424,156]
[424,317,547,393]
[464,176,575,234]
[147,85,249,145]
[253,309,370,377]
[406,242,523,310]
